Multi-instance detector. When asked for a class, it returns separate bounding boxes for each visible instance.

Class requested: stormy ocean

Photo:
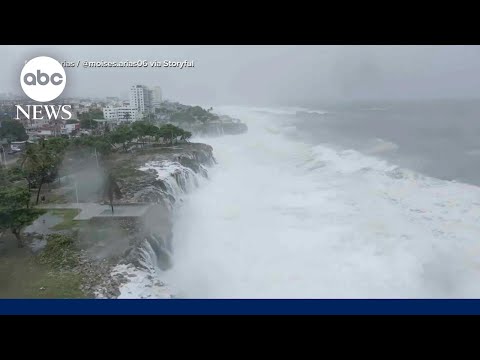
[142,100,480,298]
[109,100,480,298]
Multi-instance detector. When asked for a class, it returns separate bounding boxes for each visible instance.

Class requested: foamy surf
[158,105,480,298]
[107,264,175,299]
[103,159,208,299]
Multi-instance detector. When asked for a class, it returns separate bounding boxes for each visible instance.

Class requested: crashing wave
[109,158,210,299]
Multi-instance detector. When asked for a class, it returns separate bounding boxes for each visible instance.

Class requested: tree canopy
[105,121,191,149]
[79,118,98,129]
[168,106,218,124]
[0,119,28,142]
[0,185,44,247]
[78,109,104,129]
[18,138,69,204]
[109,124,135,152]
[156,123,191,143]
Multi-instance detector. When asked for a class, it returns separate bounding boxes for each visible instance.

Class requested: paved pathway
[38,203,151,220]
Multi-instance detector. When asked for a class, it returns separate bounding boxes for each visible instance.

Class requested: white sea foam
[157,105,480,298]
[106,159,205,299]
[108,264,175,299]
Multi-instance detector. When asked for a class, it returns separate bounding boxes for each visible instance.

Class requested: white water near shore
[159,105,480,298]
[108,159,203,299]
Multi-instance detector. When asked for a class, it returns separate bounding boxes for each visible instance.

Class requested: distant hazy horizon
[2,45,480,106]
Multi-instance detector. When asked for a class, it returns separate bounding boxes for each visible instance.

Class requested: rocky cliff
[108,143,215,206]
[95,142,216,297]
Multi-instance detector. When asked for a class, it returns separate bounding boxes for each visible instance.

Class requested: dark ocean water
[295,99,480,185]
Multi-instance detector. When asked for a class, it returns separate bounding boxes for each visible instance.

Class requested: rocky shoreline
[81,142,216,298]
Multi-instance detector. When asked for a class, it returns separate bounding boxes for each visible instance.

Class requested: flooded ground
[24,212,63,236]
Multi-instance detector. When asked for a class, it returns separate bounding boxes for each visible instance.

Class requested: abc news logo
[23,70,64,86]
[16,56,72,121]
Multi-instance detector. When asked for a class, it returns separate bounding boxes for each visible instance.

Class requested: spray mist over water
[160,106,480,298]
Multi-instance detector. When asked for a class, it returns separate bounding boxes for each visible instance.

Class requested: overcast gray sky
[1,45,480,106]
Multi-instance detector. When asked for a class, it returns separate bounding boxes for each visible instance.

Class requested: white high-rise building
[130,85,154,115]
[103,85,162,123]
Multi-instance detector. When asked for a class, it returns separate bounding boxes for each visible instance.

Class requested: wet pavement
[38,203,152,220]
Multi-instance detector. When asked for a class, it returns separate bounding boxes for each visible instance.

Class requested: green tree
[180,130,192,141]
[131,121,160,146]
[18,145,38,190]
[93,137,113,156]
[0,186,44,247]
[158,124,186,144]
[45,137,70,154]
[19,142,63,204]
[78,109,104,130]
[0,119,28,141]
[78,109,104,121]
[0,166,10,187]
[108,125,135,152]
[131,121,148,146]
[1,166,26,187]
[0,107,12,121]
[80,118,98,129]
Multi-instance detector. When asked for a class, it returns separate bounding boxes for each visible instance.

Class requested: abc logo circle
[20,56,66,102]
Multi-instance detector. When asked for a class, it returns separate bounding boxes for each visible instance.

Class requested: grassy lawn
[43,192,69,204]
[29,190,69,206]
[0,233,88,298]
[49,209,81,230]
[0,255,87,298]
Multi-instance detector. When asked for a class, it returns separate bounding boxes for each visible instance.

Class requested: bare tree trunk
[35,178,44,205]
[12,229,23,248]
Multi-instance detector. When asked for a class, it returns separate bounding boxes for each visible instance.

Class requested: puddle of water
[24,213,63,235]
[29,238,47,253]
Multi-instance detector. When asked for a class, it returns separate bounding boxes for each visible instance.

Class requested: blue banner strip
[1,299,480,315]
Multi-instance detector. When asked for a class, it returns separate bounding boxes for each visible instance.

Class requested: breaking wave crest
[159,105,480,299]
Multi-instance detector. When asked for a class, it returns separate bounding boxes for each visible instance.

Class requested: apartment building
[102,85,163,123]
[103,105,138,123]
